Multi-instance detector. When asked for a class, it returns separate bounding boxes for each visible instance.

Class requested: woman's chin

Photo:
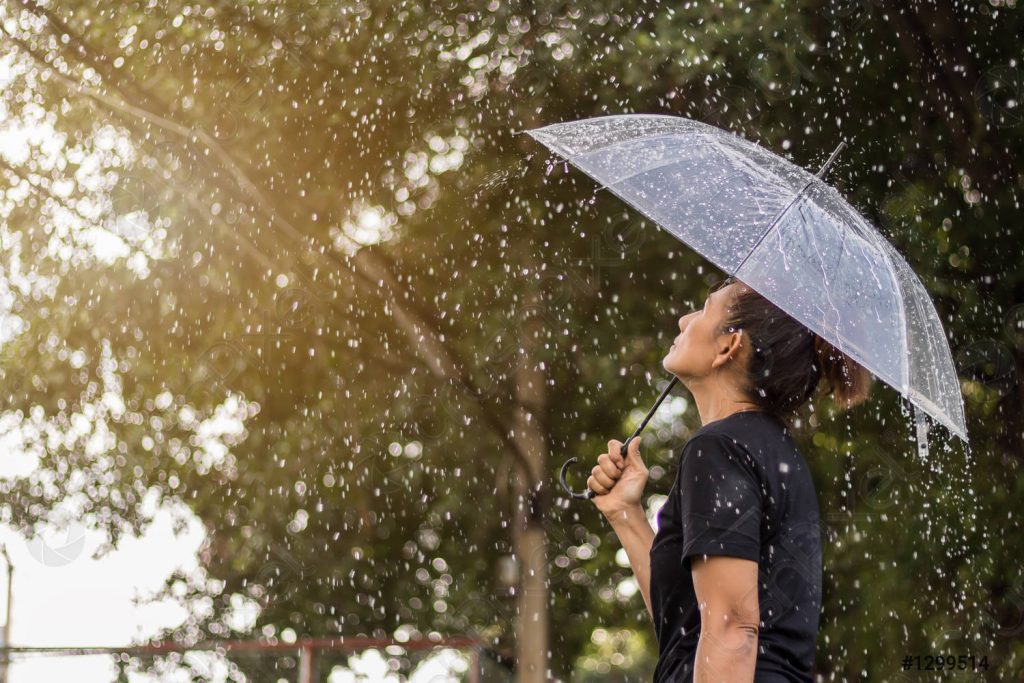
[663,352,688,378]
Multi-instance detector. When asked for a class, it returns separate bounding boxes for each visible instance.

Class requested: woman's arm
[587,437,656,621]
[690,555,760,682]
[602,504,656,620]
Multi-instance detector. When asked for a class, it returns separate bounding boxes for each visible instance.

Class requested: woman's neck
[692,390,763,426]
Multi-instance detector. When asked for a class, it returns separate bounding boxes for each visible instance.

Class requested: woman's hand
[588,437,647,517]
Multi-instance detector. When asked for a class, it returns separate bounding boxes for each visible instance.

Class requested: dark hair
[714,276,872,423]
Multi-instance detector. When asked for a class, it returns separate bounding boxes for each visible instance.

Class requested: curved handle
[558,438,634,500]
[557,376,678,504]
[559,456,596,499]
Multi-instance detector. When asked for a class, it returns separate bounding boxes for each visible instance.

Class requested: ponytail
[812,334,872,411]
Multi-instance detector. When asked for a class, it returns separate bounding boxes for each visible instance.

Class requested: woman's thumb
[627,436,643,464]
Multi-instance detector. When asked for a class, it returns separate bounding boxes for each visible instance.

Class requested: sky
[0,507,472,682]
[0,504,205,681]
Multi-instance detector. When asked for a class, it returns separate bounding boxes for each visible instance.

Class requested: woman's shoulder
[685,412,807,472]
[694,411,795,446]
[678,429,759,477]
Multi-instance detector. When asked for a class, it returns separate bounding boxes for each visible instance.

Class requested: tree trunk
[512,269,550,682]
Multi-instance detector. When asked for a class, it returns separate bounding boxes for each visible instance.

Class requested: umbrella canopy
[524,114,968,457]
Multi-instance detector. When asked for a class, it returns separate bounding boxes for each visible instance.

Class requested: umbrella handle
[559,456,595,499]
[558,376,679,503]
[558,439,635,499]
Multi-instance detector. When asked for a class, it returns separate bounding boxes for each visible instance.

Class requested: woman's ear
[711,329,745,369]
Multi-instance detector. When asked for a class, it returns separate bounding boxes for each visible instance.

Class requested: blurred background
[0,1,1021,681]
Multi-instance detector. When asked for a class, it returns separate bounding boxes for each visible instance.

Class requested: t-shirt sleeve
[678,432,763,570]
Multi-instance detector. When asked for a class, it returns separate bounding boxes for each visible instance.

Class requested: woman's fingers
[591,465,617,490]
[597,452,622,479]
[589,437,641,497]
[612,449,625,469]
[587,474,610,495]
[607,439,625,468]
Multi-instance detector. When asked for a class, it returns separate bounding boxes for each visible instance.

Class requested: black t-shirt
[649,410,822,683]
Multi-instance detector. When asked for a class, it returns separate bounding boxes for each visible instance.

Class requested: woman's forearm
[603,504,657,621]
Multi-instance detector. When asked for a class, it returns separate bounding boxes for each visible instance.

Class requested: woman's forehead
[707,277,750,317]
[706,275,738,300]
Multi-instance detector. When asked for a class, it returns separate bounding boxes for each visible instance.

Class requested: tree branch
[3,8,539,489]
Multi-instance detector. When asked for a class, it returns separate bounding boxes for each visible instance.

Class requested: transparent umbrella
[522,114,968,499]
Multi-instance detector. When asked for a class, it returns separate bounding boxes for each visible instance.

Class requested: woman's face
[662,278,743,383]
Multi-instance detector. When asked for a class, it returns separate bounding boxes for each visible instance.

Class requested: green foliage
[0,1,1021,681]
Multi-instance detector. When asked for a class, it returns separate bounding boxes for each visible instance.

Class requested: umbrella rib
[874,240,912,394]
[733,177,817,275]
[707,136,787,188]
[734,141,849,274]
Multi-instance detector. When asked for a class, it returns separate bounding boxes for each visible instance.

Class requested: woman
[587,275,871,682]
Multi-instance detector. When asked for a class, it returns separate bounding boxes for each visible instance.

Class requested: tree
[0,1,1021,680]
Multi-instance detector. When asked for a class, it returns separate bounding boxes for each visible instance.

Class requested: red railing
[0,636,508,683]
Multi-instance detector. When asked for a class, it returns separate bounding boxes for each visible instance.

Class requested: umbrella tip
[816,141,848,179]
